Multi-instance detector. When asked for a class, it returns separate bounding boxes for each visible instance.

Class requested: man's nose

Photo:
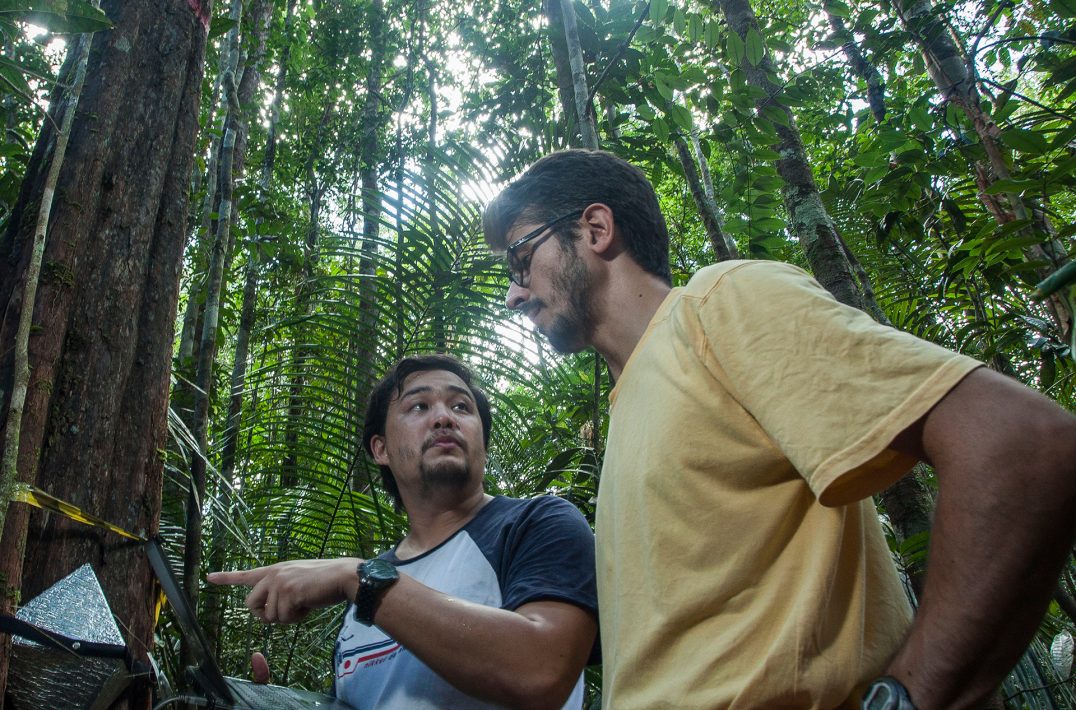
[431,403,458,428]
[506,281,527,311]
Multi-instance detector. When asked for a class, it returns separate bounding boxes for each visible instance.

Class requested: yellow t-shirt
[597,261,982,709]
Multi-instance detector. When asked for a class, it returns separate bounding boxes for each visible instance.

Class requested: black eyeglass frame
[504,210,584,287]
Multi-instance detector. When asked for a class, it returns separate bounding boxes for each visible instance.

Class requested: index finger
[206,567,270,587]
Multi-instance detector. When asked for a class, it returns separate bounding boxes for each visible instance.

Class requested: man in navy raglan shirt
[209,354,598,709]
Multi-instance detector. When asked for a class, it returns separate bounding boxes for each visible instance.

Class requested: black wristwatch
[862,676,917,710]
[353,559,399,626]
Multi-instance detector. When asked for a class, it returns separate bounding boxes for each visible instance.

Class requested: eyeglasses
[504,211,583,287]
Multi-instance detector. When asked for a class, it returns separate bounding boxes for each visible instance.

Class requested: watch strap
[353,559,398,626]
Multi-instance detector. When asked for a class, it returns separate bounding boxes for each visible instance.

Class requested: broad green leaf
[760,104,789,128]
[654,77,673,102]
[653,117,669,141]
[210,16,238,39]
[704,20,721,48]
[668,104,692,132]
[999,128,1049,155]
[0,56,33,98]
[727,29,745,65]
[745,27,765,66]
[672,8,685,35]
[853,151,886,168]
[825,0,851,18]
[908,107,932,133]
[649,0,668,25]
[688,13,702,43]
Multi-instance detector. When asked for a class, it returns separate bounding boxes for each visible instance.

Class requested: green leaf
[209,16,238,39]
[908,106,932,133]
[688,13,702,43]
[983,178,1040,195]
[760,104,789,127]
[745,27,765,66]
[999,128,1049,155]
[672,8,685,35]
[1,0,113,33]
[668,104,692,131]
[705,21,721,48]
[987,234,1049,256]
[0,56,33,99]
[653,117,669,142]
[654,76,673,102]
[853,150,886,167]
[825,0,851,18]
[727,29,745,65]
[649,0,668,25]
[1050,0,1076,18]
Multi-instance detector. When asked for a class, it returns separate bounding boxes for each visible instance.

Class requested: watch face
[363,559,398,586]
[862,677,914,710]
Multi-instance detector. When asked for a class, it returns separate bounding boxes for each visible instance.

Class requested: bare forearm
[886,371,1076,708]
[347,573,594,709]
[887,478,1074,707]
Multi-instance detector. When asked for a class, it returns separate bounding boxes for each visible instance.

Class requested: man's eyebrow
[398,384,475,401]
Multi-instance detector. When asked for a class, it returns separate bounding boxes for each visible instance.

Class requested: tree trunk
[558,0,598,150]
[543,0,586,148]
[0,0,208,704]
[673,132,737,261]
[180,64,241,671]
[714,0,866,312]
[827,10,885,122]
[203,0,291,651]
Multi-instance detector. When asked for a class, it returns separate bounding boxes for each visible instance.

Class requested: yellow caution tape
[11,483,145,542]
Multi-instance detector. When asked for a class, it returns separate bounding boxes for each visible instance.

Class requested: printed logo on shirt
[336,638,401,678]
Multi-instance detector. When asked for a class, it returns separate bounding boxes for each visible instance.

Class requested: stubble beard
[544,242,596,354]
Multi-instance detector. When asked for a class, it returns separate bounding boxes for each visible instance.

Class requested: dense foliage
[2,0,1075,704]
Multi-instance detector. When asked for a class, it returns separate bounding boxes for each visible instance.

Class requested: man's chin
[420,462,474,490]
[544,322,588,354]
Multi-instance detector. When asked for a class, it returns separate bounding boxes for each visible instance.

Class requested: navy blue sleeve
[495,496,598,618]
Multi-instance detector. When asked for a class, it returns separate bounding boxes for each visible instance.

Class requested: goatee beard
[419,460,472,493]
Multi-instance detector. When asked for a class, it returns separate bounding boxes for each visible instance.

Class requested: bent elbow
[498,669,580,710]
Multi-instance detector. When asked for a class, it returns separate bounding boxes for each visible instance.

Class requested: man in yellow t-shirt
[482,149,1076,709]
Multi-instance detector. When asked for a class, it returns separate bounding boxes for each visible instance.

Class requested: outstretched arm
[886,367,1076,708]
[208,559,596,710]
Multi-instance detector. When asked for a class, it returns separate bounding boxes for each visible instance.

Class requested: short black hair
[362,354,492,510]
[483,149,671,283]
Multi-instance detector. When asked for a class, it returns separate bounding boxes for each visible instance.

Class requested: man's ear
[581,203,617,255]
[370,435,389,465]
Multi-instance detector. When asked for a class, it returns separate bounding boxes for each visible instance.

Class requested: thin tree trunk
[181,66,241,669]
[0,0,208,703]
[714,0,866,311]
[0,29,91,538]
[827,10,885,122]
[673,131,737,261]
[203,0,290,651]
[558,0,598,150]
[543,0,585,147]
